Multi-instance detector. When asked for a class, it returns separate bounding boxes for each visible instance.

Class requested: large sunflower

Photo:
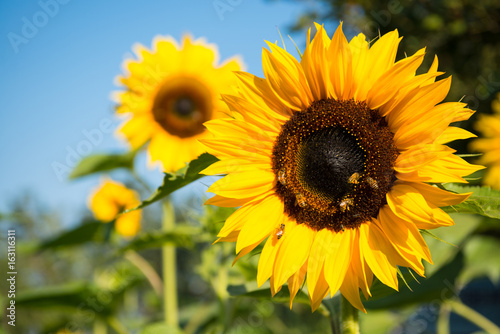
[469,93,500,190]
[114,35,243,172]
[201,24,483,312]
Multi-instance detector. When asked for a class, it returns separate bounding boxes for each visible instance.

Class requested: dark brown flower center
[152,77,212,138]
[272,98,398,232]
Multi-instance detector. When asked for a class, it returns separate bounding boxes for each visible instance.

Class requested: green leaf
[362,269,416,303]
[125,153,218,212]
[364,251,464,310]
[16,282,113,315]
[423,213,481,276]
[69,150,137,179]
[442,185,500,219]
[228,285,310,306]
[36,221,105,251]
[119,226,199,252]
[460,235,500,284]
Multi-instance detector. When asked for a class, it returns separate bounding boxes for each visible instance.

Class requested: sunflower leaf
[419,229,457,247]
[36,221,106,251]
[124,153,219,212]
[460,235,500,285]
[69,150,137,179]
[118,226,199,253]
[441,185,500,219]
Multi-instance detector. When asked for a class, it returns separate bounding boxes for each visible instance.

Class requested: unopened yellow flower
[470,93,500,189]
[114,34,243,172]
[201,23,483,312]
[88,180,141,238]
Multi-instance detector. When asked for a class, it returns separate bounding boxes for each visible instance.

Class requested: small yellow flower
[201,23,483,312]
[114,34,244,172]
[470,93,500,190]
[88,180,141,238]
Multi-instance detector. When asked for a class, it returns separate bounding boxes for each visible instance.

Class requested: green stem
[437,303,451,334]
[341,295,359,334]
[107,316,130,334]
[162,201,179,328]
[124,250,163,297]
[448,299,500,334]
[93,319,107,334]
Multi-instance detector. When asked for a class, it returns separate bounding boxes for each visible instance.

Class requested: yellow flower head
[114,34,244,172]
[88,179,141,238]
[201,23,483,312]
[470,92,500,190]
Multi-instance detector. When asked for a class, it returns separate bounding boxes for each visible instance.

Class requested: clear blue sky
[0,0,330,225]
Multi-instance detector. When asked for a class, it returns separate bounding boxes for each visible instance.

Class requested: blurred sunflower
[201,23,483,312]
[88,179,141,238]
[469,93,500,190]
[114,35,243,172]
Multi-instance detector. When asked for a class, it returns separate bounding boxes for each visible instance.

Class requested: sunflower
[88,179,141,238]
[201,23,483,312]
[469,93,500,190]
[114,35,243,172]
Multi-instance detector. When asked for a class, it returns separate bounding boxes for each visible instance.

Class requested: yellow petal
[404,182,471,207]
[208,169,275,199]
[272,224,315,292]
[323,229,354,297]
[386,183,454,228]
[435,127,477,144]
[340,266,366,313]
[359,222,398,290]
[287,261,308,309]
[394,144,455,173]
[236,195,284,253]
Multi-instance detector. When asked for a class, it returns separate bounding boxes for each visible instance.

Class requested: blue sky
[0,0,331,225]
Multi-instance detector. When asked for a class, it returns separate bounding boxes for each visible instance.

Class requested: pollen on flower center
[272,98,399,232]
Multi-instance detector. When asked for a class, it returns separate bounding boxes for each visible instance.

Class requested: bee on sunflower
[201,23,483,312]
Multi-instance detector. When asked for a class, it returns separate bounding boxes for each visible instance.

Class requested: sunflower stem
[341,295,359,334]
[437,302,451,334]
[447,299,500,334]
[162,200,179,328]
[124,250,163,297]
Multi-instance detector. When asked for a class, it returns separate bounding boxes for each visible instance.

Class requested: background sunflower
[114,35,243,172]
[88,179,142,238]
[470,93,500,190]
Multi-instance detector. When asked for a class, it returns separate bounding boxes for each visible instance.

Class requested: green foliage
[69,150,137,179]
[125,153,219,212]
[36,220,107,251]
[140,323,183,334]
[119,226,200,252]
[443,184,500,219]
[228,285,311,306]
[364,251,465,310]
[460,235,500,284]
